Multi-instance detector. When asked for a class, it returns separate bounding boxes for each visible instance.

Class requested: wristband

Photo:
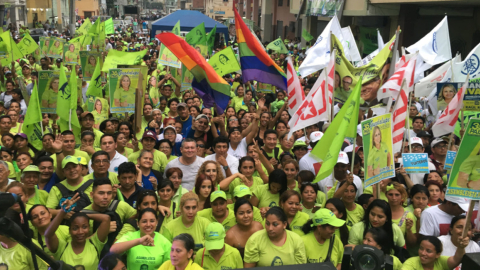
[56,150,63,154]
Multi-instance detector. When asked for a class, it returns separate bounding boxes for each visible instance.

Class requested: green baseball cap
[234,185,252,198]
[62,155,79,169]
[78,156,88,166]
[293,140,307,149]
[210,190,227,202]
[204,222,226,250]
[311,208,346,227]
[23,165,40,173]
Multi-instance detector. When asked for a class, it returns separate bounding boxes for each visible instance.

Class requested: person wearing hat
[198,189,237,231]
[185,114,219,150]
[20,164,49,208]
[45,155,94,217]
[77,156,89,176]
[128,130,168,173]
[14,132,36,157]
[300,208,345,267]
[429,137,449,172]
[319,152,363,200]
[194,222,243,269]
[419,195,470,238]
[397,137,436,188]
[299,131,324,174]
[416,131,433,155]
[175,102,192,135]
[49,129,91,177]
[292,140,308,161]
[52,58,68,72]
[78,111,104,148]
[20,63,33,85]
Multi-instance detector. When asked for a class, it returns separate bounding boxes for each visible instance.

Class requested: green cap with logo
[210,189,227,202]
[205,222,226,250]
[23,165,40,173]
[311,208,346,227]
[234,185,252,198]
[293,140,307,149]
[62,155,79,169]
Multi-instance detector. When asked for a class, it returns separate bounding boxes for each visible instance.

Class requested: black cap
[56,58,62,63]
[417,131,433,138]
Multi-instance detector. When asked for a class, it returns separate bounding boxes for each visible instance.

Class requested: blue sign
[402,153,429,174]
[444,150,457,170]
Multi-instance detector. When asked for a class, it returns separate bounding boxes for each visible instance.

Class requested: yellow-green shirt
[159,260,204,270]
[367,142,389,175]
[27,188,49,206]
[392,209,417,235]
[128,149,168,173]
[459,155,480,182]
[289,211,310,236]
[0,239,49,270]
[45,178,93,209]
[161,215,211,251]
[194,244,243,270]
[345,204,365,230]
[401,256,448,270]
[83,172,119,185]
[53,232,106,270]
[348,222,405,249]
[253,184,280,209]
[301,232,344,266]
[198,207,237,231]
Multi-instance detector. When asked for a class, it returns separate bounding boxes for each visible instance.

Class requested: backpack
[55,179,93,211]
[262,147,280,162]
[82,200,124,258]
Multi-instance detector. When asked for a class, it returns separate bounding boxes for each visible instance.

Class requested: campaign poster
[463,82,480,111]
[445,150,457,170]
[80,51,102,81]
[109,68,140,113]
[258,82,275,93]
[47,37,65,59]
[209,47,240,77]
[86,96,110,129]
[437,83,459,112]
[446,118,480,199]
[402,153,429,174]
[64,40,81,65]
[362,113,395,188]
[38,70,70,114]
[158,44,181,68]
[181,64,194,92]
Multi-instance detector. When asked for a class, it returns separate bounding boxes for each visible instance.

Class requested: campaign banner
[86,96,110,128]
[63,43,80,65]
[402,153,429,174]
[39,36,49,57]
[362,113,395,188]
[80,51,102,80]
[305,0,344,18]
[445,150,457,170]
[209,47,240,77]
[109,68,140,113]
[446,118,480,199]
[158,44,181,68]
[38,70,71,114]
[181,64,194,91]
[47,37,65,59]
[257,82,275,93]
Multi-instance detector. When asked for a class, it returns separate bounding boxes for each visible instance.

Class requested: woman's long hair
[363,199,394,251]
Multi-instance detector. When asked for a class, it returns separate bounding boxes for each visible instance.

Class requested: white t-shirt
[204,153,239,177]
[438,234,480,270]
[228,138,247,160]
[163,156,205,191]
[419,205,454,237]
[399,157,436,185]
[317,173,363,199]
[299,152,323,174]
[88,151,128,174]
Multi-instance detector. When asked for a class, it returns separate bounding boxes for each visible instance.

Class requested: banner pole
[406,90,413,153]
[461,200,475,238]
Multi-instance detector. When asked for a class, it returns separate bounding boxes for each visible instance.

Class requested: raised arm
[447,236,468,269]
[269,101,288,129]
[51,134,66,179]
[252,140,274,174]
[84,212,111,243]
[45,193,80,253]
[245,114,259,144]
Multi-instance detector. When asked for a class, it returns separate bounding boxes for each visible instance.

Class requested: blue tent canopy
[150,10,229,40]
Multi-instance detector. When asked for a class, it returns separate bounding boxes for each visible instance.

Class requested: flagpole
[406,89,413,153]
[69,109,72,130]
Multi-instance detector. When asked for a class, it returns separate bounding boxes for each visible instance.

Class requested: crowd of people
[0,17,479,270]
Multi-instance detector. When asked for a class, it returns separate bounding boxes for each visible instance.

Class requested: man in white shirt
[419,196,470,237]
[205,135,239,177]
[399,137,436,186]
[299,131,324,174]
[318,152,363,199]
[164,138,205,190]
[89,134,127,173]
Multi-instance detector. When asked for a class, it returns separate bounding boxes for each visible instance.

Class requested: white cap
[409,137,423,147]
[310,131,324,143]
[337,152,349,164]
[444,196,470,212]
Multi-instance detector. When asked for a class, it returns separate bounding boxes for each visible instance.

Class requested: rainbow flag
[234,8,287,90]
[156,33,231,113]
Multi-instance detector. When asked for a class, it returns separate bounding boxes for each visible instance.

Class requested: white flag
[453,42,480,81]
[286,56,305,116]
[378,29,385,50]
[341,27,362,62]
[431,75,468,137]
[287,70,329,139]
[377,53,417,100]
[415,54,460,97]
[299,16,343,77]
[406,16,451,65]
[392,82,408,153]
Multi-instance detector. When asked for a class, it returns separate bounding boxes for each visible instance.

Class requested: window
[278,0,283,6]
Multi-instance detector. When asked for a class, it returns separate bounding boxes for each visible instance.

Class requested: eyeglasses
[412,145,423,150]
[435,144,447,149]
[197,144,205,148]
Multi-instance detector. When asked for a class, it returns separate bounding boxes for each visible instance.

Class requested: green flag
[102,49,147,72]
[172,20,180,35]
[77,18,92,35]
[209,47,240,77]
[57,66,81,132]
[88,18,100,36]
[302,29,314,42]
[17,32,39,56]
[311,77,363,183]
[186,22,207,56]
[21,82,43,150]
[0,31,24,65]
[86,58,102,97]
[266,38,289,54]
[206,25,217,56]
[105,18,114,34]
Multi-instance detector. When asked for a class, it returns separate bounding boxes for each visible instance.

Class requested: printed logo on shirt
[271,256,283,266]
[269,202,278,207]
[140,264,149,270]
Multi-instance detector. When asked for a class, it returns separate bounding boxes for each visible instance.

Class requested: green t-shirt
[459,155,480,182]
[46,178,94,209]
[367,142,390,174]
[128,149,168,173]
[113,86,136,107]
[27,189,49,207]
[194,244,244,270]
[116,231,172,270]
[31,225,70,255]
[0,239,49,270]
[83,172,119,185]
[345,204,365,230]
[83,200,136,234]
[301,232,344,266]
[253,184,280,209]
[92,109,108,127]
[228,176,264,200]
[244,229,307,266]
[401,256,449,270]
[198,207,237,231]
[348,222,405,249]
[84,63,96,77]
[64,51,77,63]
[161,215,211,251]
[301,203,323,219]
[392,209,417,235]
[227,203,263,223]
[53,232,106,270]
[289,211,310,236]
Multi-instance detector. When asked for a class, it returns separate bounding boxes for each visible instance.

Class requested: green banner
[17,32,38,56]
[105,18,114,35]
[446,118,480,197]
[359,26,378,56]
[47,37,65,59]
[80,51,102,80]
[102,49,147,72]
[181,64,194,92]
[186,22,208,57]
[109,68,140,113]
[267,38,289,54]
[64,43,80,65]
[209,47,240,77]
[38,70,71,114]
